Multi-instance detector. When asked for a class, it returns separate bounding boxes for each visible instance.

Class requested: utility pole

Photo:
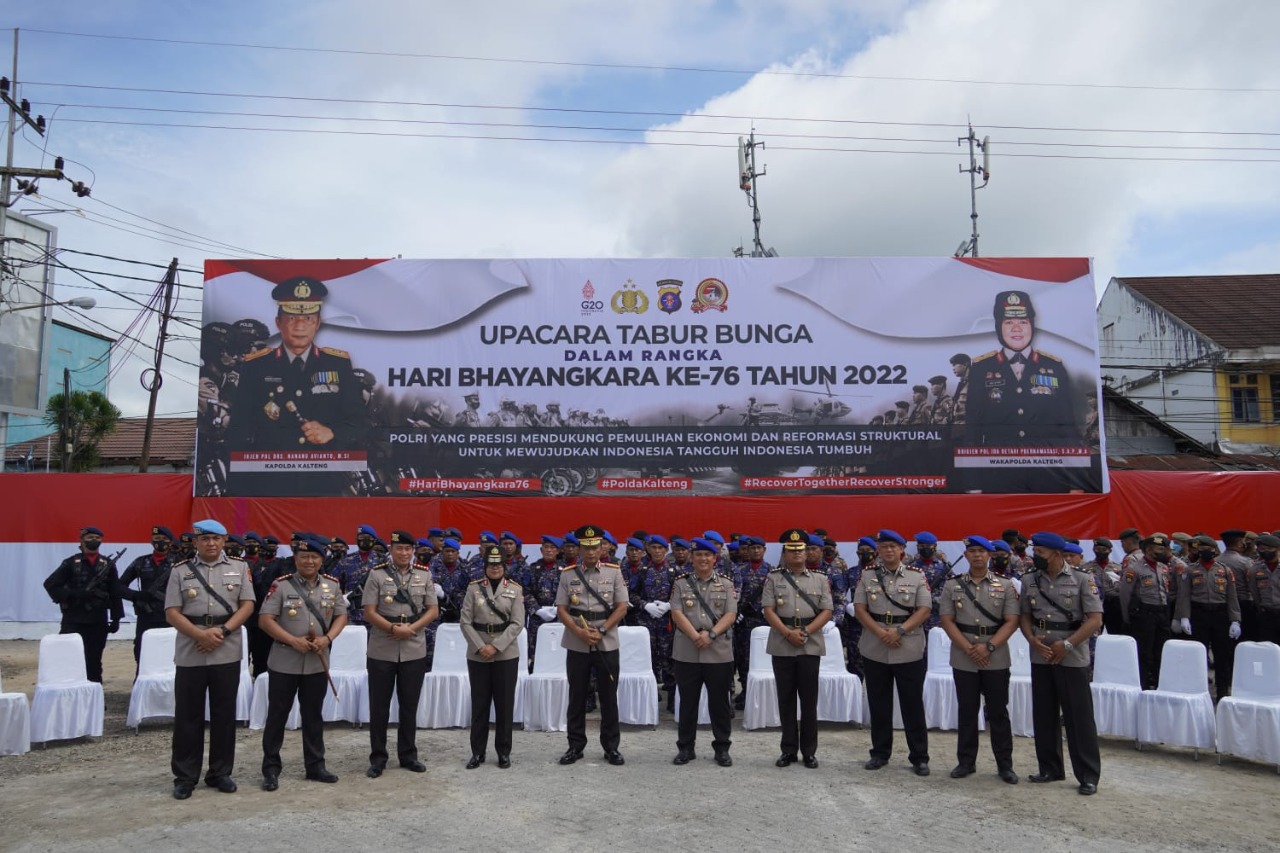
[954,120,991,258]
[60,366,71,472]
[138,258,178,472]
[737,130,778,258]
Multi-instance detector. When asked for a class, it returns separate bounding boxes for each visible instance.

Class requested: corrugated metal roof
[1118,274,1280,350]
[5,417,195,467]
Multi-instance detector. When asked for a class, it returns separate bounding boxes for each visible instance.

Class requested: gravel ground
[1,639,1277,853]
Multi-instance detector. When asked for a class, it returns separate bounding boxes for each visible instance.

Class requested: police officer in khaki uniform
[258,537,347,790]
[1246,534,1280,644]
[939,536,1020,784]
[1082,537,1125,636]
[854,529,932,775]
[460,546,525,770]
[556,525,629,766]
[1118,533,1176,689]
[1219,529,1257,641]
[762,529,834,769]
[362,530,439,777]
[669,538,739,767]
[1019,531,1103,795]
[1175,534,1242,701]
[164,520,256,799]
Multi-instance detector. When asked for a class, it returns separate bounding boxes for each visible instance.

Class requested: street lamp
[0,296,95,315]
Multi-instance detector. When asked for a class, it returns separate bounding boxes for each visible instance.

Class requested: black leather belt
[1191,603,1225,613]
[393,614,414,623]
[569,608,610,621]
[868,611,906,625]
[953,621,996,637]
[196,614,229,628]
[1130,602,1169,614]
[471,621,508,635]
[787,617,808,628]
[1033,618,1081,631]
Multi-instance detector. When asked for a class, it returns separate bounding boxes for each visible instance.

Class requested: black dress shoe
[206,776,237,793]
[672,750,695,765]
[466,754,485,770]
[949,765,976,779]
[400,759,427,773]
[172,782,194,800]
[559,748,584,765]
[864,756,888,771]
[733,691,746,711]
[714,752,733,767]
[497,755,511,769]
[261,773,278,792]
[802,756,819,769]
[306,769,338,783]
[912,763,931,777]
[604,750,625,766]
[998,769,1020,785]
[1078,781,1098,796]
[1028,771,1065,783]
[776,753,797,768]
[367,765,384,778]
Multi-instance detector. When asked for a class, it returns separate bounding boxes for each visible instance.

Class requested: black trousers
[1259,609,1280,645]
[248,625,274,678]
[171,661,240,784]
[60,621,108,683]
[467,657,519,757]
[566,649,620,753]
[367,655,427,767]
[863,656,929,764]
[1127,604,1171,689]
[673,659,734,754]
[1190,604,1234,699]
[261,669,328,775]
[772,654,821,759]
[954,667,1012,771]
[1030,663,1100,785]
[1101,597,1127,637]
[1239,600,1259,643]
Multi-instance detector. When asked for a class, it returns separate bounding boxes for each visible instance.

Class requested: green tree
[43,389,121,472]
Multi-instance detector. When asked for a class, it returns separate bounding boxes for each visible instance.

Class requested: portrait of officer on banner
[223,276,366,495]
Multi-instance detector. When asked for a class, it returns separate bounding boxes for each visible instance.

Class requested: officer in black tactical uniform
[43,526,124,683]
[120,525,179,671]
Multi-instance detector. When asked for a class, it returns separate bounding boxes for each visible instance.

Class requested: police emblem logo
[610,280,649,315]
[691,278,729,313]
[657,279,683,314]
[294,281,312,299]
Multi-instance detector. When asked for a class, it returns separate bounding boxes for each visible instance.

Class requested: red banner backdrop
[1,470,1275,543]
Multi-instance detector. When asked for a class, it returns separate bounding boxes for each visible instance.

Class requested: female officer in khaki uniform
[460,546,525,769]
[669,538,738,767]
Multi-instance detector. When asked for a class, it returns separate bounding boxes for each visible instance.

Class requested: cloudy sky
[3,0,1279,428]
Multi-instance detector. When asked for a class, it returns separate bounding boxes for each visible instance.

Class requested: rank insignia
[264,401,281,421]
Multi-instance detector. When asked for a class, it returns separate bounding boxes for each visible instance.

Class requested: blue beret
[263,535,280,546]
[858,536,877,550]
[244,531,263,544]
[480,530,497,543]
[992,540,1012,553]
[80,526,104,537]
[963,535,995,551]
[807,534,825,547]
[444,527,462,539]
[311,534,330,547]
[877,529,907,546]
[1064,542,1084,555]
[563,533,579,545]
[727,541,740,552]
[193,519,228,536]
[702,530,725,545]
[601,530,617,546]
[442,538,461,550]
[626,537,645,550]
[293,538,325,554]
[500,531,521,546]
[152,526,175,540]
[428,527,444,537]
[357,525,377,537]
[416,538,432,549]
[915,531,938,545]
[646,534,669,548]
[671,537,691,549]
[1031,531,1067,551]
[227,534,245,546]
[690,538,719,554]
[541,535,564,547]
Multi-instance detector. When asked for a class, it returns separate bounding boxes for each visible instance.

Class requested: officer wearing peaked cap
[1118,533,1175,689]
[1175,534,1241,701]
[460,546,525,769]
[225,275,364,496]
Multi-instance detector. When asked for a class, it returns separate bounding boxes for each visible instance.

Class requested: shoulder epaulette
[243,347,274,362]
[561,564,578,573]
[1036,350,1064,363]
[276,572,294,581]
[903,564,923,573]
[321,572,339,582]
[320,345,350,359]
[673,571,691,582]
[768,567,783,574]
[971,349,999,362]
[716,571,733,581]
[504,577,523,589]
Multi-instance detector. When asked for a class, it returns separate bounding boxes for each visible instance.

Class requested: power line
[23,27,1280,95]
[56,246,203,276]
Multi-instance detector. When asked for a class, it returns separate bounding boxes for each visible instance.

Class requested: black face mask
[1258,550,1278,562]
[1093,549,1110,561]
[918,546,935,559]
[263,546,278,558]
[858,551,875,564]
[82,540,101,552]
[1199,549,1217,562]
[357,538,374,553]
[1031,555,1050,571]
[1153,551,1171,564]
[153,541,170,552]
[991,555,1009,569]
[225,545,244,558]
[331,549,347,560]
[245,545,260,556]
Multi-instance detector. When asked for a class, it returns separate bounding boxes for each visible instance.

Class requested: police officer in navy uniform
[43,526,124,683]
[965,291,1084,492]
[226,276,364,496]
[120,525,179,672]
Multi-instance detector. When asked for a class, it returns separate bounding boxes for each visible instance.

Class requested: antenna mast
[954,120,991,257]
[737,130,777,257]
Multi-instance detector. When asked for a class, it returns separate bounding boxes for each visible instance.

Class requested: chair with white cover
[817,628,862,723]
[521,623,569,731]
[743,626,780,730]
[1137,639,1215,755]
[673,685,713,726]
[30,633,104,744]
[229,628,253,723]
[248,628,300,731]
[616,626,659,726]
[1090,634,1142,739]
[127,627,177,730]
[420,624,471,728]
[0,664,32,755]
[322,626,369,725]
[923,628,962,730]
[1006,632,1034,737]
[1216,641,1280,769]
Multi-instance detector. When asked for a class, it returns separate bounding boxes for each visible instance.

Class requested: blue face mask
[1171,543,1183,555]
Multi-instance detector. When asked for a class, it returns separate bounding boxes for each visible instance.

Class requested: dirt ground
[1,639,1277,853]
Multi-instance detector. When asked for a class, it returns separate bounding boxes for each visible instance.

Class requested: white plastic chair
[817,630,862,723]
[127,627,177,730]
[0,664,32,755]
[923,627,962,729]
[30,634,104,744]
[323,627,369,725]
[521,623,569,731]
[1090,634,1142,739]
[1137,639,1216,755]
[1007,632,1034,737]
[1216,641,1280,769]
[616,626,659,726]
[742,626,780,730]
[420,624,471,728]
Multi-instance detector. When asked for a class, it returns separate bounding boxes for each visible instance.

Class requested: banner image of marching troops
[196,257,1105,498]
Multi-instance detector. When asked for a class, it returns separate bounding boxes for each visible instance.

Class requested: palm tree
[43,389,121,472]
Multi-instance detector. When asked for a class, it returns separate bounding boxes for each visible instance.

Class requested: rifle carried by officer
[130,562,172,617]
[79,547,126,611]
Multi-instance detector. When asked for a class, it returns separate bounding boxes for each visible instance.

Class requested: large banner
[196,257,1105,498]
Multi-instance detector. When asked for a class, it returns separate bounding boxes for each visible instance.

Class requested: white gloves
[433,583,445,600]
[1105,570,1120,583]
[656,601,671,616]
[644,602,664,618]
[1180,618,1193,635]
[536,606,557,621]
[845,602,858,617]
[1229,621,1242,640]
[1170,619,1182,634]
